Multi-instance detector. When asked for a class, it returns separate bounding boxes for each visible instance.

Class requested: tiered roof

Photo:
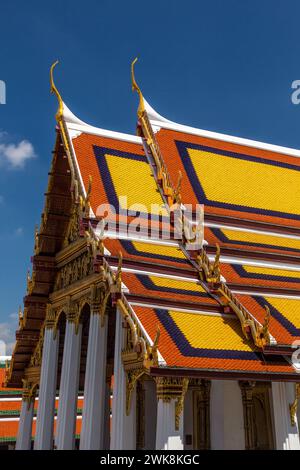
[5,61,300,394]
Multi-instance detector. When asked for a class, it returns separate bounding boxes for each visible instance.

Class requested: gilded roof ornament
[84,175,93,217]
[131,57,145,118]
[173,171,182,204]
[50,60,63,121]
[115,251,123,289]
[18,306,24,329]
[255,305,271,347]
[290,384,300,426]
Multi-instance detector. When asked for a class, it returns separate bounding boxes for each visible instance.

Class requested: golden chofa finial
[50,60,63,121]
[131,57,145,118]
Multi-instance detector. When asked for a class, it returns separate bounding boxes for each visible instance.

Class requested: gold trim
[45,303,56,330]
[131,57,145,118]
[197,244,221,285]
[21,379,38,409]
[193,379,211,450]
[156,377,189,430]
[290,383,300,426]
[29,328,44,367]
[50,60,63,121]
[217,280,271,348]
[175,378,189,430]
[118,295,161,415]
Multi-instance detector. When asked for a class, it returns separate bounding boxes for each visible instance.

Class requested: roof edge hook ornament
[131,57,145,118]
[50,60,63,121]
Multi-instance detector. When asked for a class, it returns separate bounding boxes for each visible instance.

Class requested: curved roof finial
[131,57,145,118]
[50,60,63,121]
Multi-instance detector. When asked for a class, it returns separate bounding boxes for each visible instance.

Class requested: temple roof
[150,121,300,231]
[5,62,300,389]
[59,96,300,377]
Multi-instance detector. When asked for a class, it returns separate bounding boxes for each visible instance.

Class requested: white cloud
[0,313,18,355]
[0,136,36,169]
[0,195,4,204]
[13,227,23,237]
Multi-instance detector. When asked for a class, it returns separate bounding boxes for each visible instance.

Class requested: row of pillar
[16,305,109,450]
[15,307,300,450]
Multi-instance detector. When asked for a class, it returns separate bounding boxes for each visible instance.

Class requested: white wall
[272,382,300,450]
[210,380,245,450]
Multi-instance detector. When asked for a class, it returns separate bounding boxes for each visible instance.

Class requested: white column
[272,382,300,450]
[55,320,82,450]
[16,397,35,450]
[80,313,108,450]
[34,327,59,449]
[110,309,136,450]
[144,380,157,450]
[156,400,184,450]
[155,377,187,450]
[210,380,245,450]
[103,381,111,450]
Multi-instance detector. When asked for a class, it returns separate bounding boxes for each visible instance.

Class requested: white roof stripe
[63,101,141,144]
[144,99,300,159]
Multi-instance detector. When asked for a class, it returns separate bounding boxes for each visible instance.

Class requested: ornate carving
[256,305,271,348]
[65,201,81,246]
[91,282,111,327]
[197,244,221,285]
[66,300,78,324]
[131,57,146,118]
[290,383,300,426]
[175,378,189,430]
[192,379,211,449]
[45,304,56,330]
[4,356,14,387]
[131,58,180,208]
[125,368,145,416]
[156,377,189,430]
[27,269,35,295]
[113,251,123,291]
[119,296,161,415]
[34,224,40,255]
[239,381,256,450]
[29,328,44,367]
[18,306,24,330]
[173,171,182,205]
[50,60,63,121]
[83,175,92,218]
[220,282,271,348]
[54,249,94,291]
[239,381,274,450]
[21,379,38,409]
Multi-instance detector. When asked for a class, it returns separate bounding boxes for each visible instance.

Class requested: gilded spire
[50,60,63,121]
[131,57,145,118]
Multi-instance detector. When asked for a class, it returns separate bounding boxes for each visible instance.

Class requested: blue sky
[1,0,300,352]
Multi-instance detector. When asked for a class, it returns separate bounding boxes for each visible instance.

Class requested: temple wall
[210,380,245,450]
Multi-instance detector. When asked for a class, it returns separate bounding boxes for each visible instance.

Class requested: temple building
[3,59,300,450]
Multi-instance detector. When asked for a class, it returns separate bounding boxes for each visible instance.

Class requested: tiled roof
[68,121,300,365]
[71,132,168,220]
[122,271,219,307]
[236,294,300,346]
[221,262,300,291]
[205,226,300,258]
[154,128,300,229]
[104,238,193,270]
[133,305,296,375]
